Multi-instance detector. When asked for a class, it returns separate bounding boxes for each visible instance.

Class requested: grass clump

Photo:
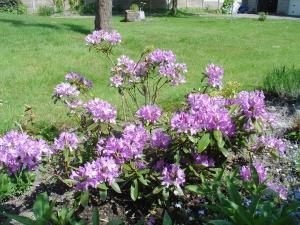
[37,5,54,16]
[263,66,300,99]
[258,12,267,21]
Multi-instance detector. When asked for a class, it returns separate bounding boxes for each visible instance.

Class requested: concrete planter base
[125,10,145,22]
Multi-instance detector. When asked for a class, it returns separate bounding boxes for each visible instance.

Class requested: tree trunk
[95,0,112,31]
[171,0,177,16]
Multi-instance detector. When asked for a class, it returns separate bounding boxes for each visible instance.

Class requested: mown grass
[0,13,300,133]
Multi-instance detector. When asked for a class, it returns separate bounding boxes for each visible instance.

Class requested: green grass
[0,13,300,133]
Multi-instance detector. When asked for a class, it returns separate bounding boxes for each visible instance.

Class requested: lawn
[0,13,299,133]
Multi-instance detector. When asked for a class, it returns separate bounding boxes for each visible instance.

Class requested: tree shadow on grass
[0,18,91,34]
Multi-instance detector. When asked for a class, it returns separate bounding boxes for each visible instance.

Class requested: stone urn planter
[125,10,145,22]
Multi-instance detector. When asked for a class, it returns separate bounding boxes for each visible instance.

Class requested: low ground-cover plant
[264,65,300,100]
[0,30,297,223]
[37,5,55,16]
[258,12,267,21]
[0,0,27,14]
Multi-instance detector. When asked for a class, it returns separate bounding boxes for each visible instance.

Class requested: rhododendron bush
[1,30,297,224]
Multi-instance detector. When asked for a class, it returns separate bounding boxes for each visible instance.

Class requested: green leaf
[138,175,149,186]
[162,211,172,225]
[186,185,202,194]
[209,220,234,225]
[197,133,210,153]
[111,181,122,194]
[92,207,99,225]
[153,186,163,194]
[130,179,139,201]
[80,191,89,207]
[175,186,184,196]
[3,214,35,225]
[32,192,53,223]
[107,219,124,225]
[99,189,107,201]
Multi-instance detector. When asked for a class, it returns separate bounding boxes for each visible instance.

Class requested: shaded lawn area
[0,13,299,133]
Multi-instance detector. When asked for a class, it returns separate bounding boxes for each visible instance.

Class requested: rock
[125,10,145,22]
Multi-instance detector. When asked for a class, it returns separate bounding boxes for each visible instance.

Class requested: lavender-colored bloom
[159,63,187,86]
[146,49,176,64]
[54,132,78,152]
[252,136,286,155]
[85,30,121,46]
[161,164,185,188]
[97,123,148,163]
[240,163,266,183]
[70,156,120,190]
[235,91,273,130]
[53,82,80,98]
[65,100,83,109]
[171,94,235,136]
[240,166,251,181]
[171,111,193,133]
[150,129,170,149]
[153,160,166,172]
[65,72,93,89]
[0,131,51,174]
[205,64,224,89]
[193,153,215,167]
[267,182,288,200]
[146,216,156,225]
[136,105,162,123]
[84,98,117,123]
[110,75,123,87]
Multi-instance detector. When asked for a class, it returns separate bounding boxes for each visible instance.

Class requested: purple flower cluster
[192,153,215,167]
[161,164,185,188]
[65,72,93,89]
[110,55,148,87]
[147,49,187,86]
[136,105,162,123]
[267,182,288,200]
[150,129,170,149]
[97,124,149,163]
[205,64,224,89]
[235,91,273,130]
[53,82,80,98]
[240,163,266,183]
[85,30,121,46]
[171,94,235,136]
[53,132,79,153]
[70,156,120,190]
[84,98,117,123]
[252,136,286,155]
[0,131,51,174]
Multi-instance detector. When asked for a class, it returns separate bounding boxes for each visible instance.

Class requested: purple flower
[65,72,93,89]
[193,153,215,167]
[161,164,185,188]
[153,160,166,171]
[235,91,273,130]
[267,182,288,200]
[0,131,51,174]
[146,49,176,64]
[240,166,251,181]
[84,98,117,123]
[171,111,193,133]
[110,75,123,87]
[205,64,224,89]
[65,100,83,109]
[150,129,170,149]
[85,30,121,46]
[53,82,80,98]
[136,105,162,123]
[252,136,286,155]
[240,163,266,183]
[53,132,79,152]
[70,156,120,190]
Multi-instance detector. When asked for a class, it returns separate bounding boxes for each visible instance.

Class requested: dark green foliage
[78,3,95,14]
[0,172,16,202]
[0,0,27,14]
[263,66,300,99]
[37,5,55,16]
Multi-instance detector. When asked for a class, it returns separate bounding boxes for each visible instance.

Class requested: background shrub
[258,12,267,21]
[130,3,139,11]
[78,2,95,14]
[263,66,300,99]
[0,0,27,14]
[37,5,54,16]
